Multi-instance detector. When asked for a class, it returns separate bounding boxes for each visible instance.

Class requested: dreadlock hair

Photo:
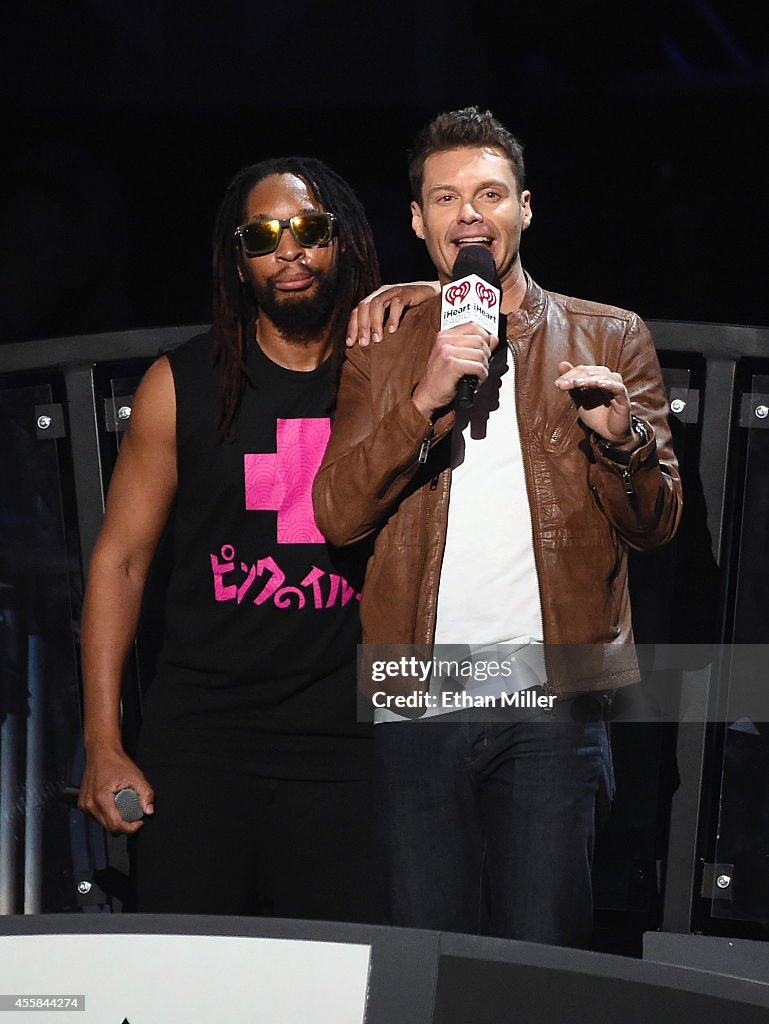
[408,106,526,205]
[211,156,380,442]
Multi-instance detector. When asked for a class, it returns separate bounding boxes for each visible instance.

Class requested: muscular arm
[78,356,177,833]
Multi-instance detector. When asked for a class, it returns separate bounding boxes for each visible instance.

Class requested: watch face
[630,416,648,444]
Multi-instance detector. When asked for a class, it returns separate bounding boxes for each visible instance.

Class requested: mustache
[271,264,322,282]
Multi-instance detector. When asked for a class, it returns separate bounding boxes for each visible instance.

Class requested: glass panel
[710,369,769,928]
[593,357,707,951]
[0,381,84,913]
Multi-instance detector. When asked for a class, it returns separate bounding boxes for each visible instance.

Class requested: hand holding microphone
[443,246,502,409]
[412,246,502,419]
[77,748,154,833]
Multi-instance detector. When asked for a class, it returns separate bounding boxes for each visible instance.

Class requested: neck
[254,315,333,370]
[499,261,528,314]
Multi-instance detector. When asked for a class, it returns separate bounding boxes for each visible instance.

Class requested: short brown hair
[408,106,526,204]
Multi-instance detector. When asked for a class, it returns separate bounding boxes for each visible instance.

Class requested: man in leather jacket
[313,107,681,946]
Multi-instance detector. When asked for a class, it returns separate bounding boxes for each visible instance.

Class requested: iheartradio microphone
[114,787,143,822]
[440,245,501,408]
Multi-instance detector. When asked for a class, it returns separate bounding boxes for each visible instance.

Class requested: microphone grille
[114,787,143,822]
[451,245,499,288]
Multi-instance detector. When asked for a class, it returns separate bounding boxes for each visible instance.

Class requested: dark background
[3,0,768,344]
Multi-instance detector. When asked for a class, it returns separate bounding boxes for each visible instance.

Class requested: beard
[248,264,338,341]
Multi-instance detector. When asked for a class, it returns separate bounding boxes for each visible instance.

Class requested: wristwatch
[595,415,650,465]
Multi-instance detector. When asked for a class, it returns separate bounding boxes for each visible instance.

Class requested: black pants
[131,765,383,922]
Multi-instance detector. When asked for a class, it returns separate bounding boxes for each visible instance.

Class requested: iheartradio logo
[476,283,497,308]
[440,271,500,335]
[445,281,470,306]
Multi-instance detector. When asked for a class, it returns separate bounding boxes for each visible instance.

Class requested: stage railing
[1,320,768,947]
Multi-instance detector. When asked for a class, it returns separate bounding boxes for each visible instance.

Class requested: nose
[274,226,303,262]
[457,200,482,223]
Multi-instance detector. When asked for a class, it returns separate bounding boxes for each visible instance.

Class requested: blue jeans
[373,699,613,946]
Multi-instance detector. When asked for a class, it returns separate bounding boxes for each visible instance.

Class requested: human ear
[411,200,425,240]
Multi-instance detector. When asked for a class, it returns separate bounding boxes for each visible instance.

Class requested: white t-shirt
[434,347,543,646]
[375,349,545,723]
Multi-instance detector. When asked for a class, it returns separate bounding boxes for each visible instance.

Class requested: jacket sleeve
[587,314,682,551]
[313,344,450,547]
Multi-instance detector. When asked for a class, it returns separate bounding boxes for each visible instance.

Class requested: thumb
[138,785,155,816]
[557,361,573,374]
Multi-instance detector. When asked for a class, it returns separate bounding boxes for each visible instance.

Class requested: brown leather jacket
[314,277,682,694]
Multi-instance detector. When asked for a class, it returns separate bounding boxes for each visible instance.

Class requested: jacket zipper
[548,400,575,449]
[508,340,556,707]
[417,434,431,464]
[621,467,637,507]
[421,471,450,646]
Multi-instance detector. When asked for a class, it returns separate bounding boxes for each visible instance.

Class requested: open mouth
[453,236,493,250]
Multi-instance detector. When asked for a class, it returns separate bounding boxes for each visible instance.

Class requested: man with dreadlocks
[78,157,383,919]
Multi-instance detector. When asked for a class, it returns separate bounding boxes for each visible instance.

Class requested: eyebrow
[246,206,320,222]
[427,179,511,195]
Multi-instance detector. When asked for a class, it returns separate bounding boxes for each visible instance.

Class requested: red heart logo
[476,283,497,308]
[446,281,470,306]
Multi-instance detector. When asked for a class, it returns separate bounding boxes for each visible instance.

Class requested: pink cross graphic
[244,418,331,544]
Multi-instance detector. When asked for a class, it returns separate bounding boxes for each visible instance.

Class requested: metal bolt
[670,398,686,414]
[37,415,52,430]
[716,874,731,889]
[117,405,132,421]
[77,881,92,895]
[756,405,768,420]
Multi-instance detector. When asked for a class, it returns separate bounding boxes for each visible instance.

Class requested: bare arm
[78,356,177,833]
[346,282,440,347]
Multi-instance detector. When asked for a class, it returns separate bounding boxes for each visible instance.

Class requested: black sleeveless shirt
[137,332,372,779]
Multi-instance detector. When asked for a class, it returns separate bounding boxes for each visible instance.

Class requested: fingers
[137,782,155,816]
[552,362,634,442]
[354,292,397,347]
[554,364,627,398]
[347,282,441,347]
[413,329,493,418]
[78,763,155,835]
[80,789,140,834]
[443,322,494,348]
[357,296,375,346]
[345,288,394,345]
[346,296,386,347]
[439,346,490,374]
[346,305,360,348]
[435,326,493,366]
[109,778,154,833]
[383,296,406,336]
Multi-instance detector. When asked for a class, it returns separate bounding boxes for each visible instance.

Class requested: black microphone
[114,787,143,822]
[440,246,501,409]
